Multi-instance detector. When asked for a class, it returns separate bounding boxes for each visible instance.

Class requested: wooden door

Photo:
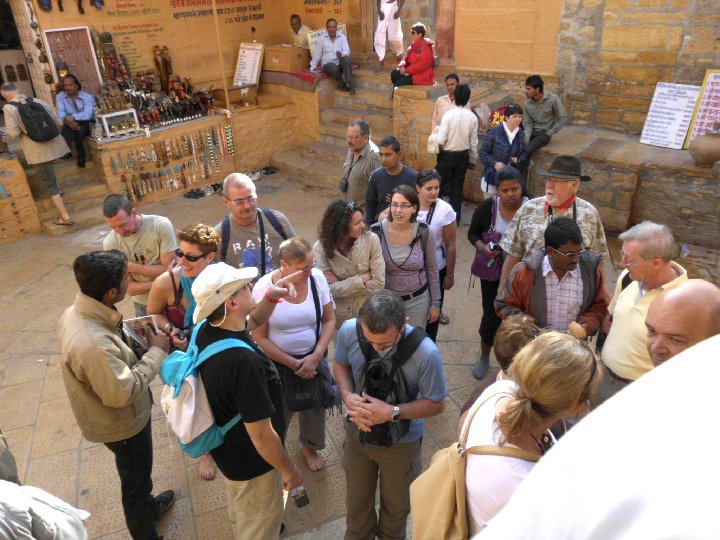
[44,27,102,94]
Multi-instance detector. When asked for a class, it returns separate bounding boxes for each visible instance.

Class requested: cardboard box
[262,46,309,73]
[212,84,258,107]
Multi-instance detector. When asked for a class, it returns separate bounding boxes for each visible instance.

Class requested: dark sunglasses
[548,246,585,259]
[345,201,359,214]
[175,248,209,262]
[418,168,441,181]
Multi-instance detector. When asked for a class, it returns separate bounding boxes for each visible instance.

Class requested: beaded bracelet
[265,293,282,304]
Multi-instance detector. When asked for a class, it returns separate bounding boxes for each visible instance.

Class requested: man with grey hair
[596,221,687,404]
[1,82,74,226]
[342,119,380,207]
[216,172,295,275]
[646,279,720,367]
[333,289,447,539]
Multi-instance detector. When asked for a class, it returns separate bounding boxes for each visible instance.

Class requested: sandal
[54,216,75,226]
[439,312,450,325]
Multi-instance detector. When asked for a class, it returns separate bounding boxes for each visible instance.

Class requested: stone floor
[0,171,717,539]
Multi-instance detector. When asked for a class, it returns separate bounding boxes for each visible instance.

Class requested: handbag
[427,126,440,154]
[470,196,503,281]
[409,391,539,540]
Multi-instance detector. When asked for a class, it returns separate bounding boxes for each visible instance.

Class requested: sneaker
[154,490,175,521]
[348,86,356,95]
[76,155,86,168]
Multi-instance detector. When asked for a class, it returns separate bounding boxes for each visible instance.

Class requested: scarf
[179,261,216,328]
[545,194,576,218]
[503,121,519,144]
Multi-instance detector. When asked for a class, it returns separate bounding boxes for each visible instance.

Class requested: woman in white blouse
[252,237,336,472]
[416,168,457,341]
[461,332,601,535]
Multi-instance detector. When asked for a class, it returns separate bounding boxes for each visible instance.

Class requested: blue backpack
[160,320,253,458]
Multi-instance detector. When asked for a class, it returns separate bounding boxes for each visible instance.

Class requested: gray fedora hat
[536,155,591,182]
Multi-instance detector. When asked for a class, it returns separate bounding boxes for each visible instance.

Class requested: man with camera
[333,290,447,540]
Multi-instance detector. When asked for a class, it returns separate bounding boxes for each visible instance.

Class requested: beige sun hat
[192,262,258,324]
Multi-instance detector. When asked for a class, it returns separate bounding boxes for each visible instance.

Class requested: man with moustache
[498,155,609,288]
[496,217,609,338]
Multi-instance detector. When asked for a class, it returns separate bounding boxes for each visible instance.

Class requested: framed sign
[684,69,720,148]
[233,42,264,86]
[640,83,701,149]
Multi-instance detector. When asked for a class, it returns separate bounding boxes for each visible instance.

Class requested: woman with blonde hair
[461,332,601,534]
[147,223,220,480]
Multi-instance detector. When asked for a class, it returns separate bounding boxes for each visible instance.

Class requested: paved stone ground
[1,172,717,539]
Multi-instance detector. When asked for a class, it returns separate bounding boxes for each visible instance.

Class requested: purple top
[378,220,441,301]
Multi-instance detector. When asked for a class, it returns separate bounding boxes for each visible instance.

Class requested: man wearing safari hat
[190,262,304,539]
[476,155,608,379]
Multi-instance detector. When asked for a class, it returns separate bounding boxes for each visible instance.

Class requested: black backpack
[352,320,427,447]
[5,98,59,142]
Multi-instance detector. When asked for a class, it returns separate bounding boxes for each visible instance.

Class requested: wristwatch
[391,405,401,422]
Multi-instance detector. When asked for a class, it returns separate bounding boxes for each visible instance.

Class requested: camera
[290,485,310,508]
[177,329,189,341]
[486,242,501,267]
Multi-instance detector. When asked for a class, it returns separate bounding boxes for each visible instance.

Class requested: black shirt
[197,323,285,481]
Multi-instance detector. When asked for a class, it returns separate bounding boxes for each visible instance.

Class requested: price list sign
[233,42,264,86]
[684,69,720,149]
[640,83,701,149]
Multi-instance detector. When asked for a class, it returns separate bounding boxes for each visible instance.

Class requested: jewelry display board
[233,43,264,87]
[684,69,720,149]
[87,115,237,205]
[0,153,43,245]
[43,27,103,95]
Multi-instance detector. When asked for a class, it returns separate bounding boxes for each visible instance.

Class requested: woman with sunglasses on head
[313,200,385,329]
[147,223,220,481]
[468,166,528,379]
[416,169,457,340]
[390,22,435,88]
[252,237,338,472]
[461,332,601,536]
[372,185,441,328]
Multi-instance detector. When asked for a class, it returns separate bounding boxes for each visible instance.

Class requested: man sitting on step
[311,18,355,95]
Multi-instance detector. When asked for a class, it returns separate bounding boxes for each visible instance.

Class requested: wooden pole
[210,0,231,110]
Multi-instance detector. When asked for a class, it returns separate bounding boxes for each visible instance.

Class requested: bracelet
[264,293,282,304]
[430,300,441,306]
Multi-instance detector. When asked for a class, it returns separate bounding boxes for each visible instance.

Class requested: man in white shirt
[310,18,355,94]
[289,14,311,48]
[431,73,470,129]
[435,83,478,223]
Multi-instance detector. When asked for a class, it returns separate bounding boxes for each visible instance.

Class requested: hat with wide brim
[192,263,258,324]
[536,155,592,182]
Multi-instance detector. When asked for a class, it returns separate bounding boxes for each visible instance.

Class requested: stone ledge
[455,68,560,83]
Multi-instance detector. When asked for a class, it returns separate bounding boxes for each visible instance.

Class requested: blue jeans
[104,420,160,540]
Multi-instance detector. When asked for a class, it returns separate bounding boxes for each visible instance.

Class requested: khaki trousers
[342,431,422,540]
[224,469,284,540]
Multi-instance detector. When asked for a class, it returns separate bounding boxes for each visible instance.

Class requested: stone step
[35,181,108,214]
[41,204,106,236]
[333,90,394,116]
[318,120,350,148]
[321,107,394,138]
[269,146,342,191]
[303,140,347,167]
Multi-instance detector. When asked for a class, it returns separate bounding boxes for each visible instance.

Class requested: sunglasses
[418,168,440,181]
[345,201,359,214]
[175,249,209,262]
[548,246,585,259]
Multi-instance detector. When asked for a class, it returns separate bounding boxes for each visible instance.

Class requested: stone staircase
[33,158,109,235]
[270,68,396,190]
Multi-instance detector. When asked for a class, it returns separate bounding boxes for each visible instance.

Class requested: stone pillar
[434,0,454,59]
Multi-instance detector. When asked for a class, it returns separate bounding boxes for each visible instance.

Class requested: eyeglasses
[545,177,576,185]
[291,261,316,273]
[175,249,209,262]
[619,250,644,265]
[390,203,414,210]
[229,195,257,206]
[548,246,585,259]
[359,328,403,349]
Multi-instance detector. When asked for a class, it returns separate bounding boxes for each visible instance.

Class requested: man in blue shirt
[334,290,447,539]
[55,74,95,168]
[310,18,355,95]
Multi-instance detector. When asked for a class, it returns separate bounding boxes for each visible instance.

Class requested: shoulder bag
[470,196,503,281]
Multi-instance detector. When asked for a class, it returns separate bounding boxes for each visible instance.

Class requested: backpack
[371,221,429,258]
[350,320,426,447]
[410,391,539,540]
[159,319,254,458]
[5,98,59,142]
[220,208,288,274]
